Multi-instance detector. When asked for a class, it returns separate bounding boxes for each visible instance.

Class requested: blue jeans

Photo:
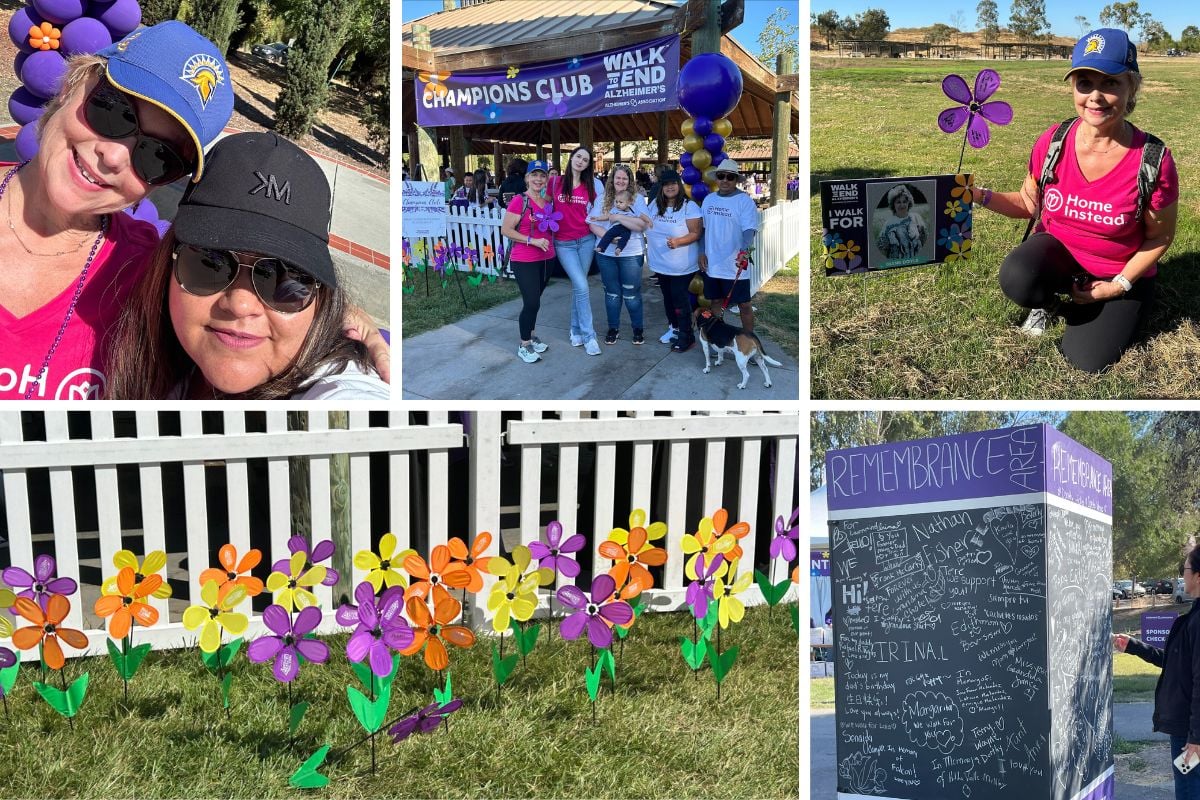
[554,234,596,340]
[596,252,644,331]
[1172,736,1200,800]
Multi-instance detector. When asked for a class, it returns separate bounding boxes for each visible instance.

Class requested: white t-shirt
[589,194,649,258]
[701,190,759,280]
[644,198,702,276]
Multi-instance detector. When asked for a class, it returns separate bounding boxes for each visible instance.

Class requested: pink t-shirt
[506,193,557,262]
[548,175,603,242]
[1029,120,1178,278]
[0,210,159,399]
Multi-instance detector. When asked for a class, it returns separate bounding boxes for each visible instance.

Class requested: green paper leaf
[433,671,453,707]
[790,603,801,633]
[350,654,399,694]
[220,672,233,709]
[680,636,707,670]
[289,744,331,790]
[584,662,602,701]
[754,569,790,606]
[598,648,616,682]
[627,593,643,611]
[491,643,518,686]
[346,683,392,734]
[106,638,124,676]
[289,701,310,736]
[614,623,631,640]
[705,641,739,684]
[509,619,540,656]
[202,637,243,674]
[124,643,152,679]
[33,672,89,718]
[699,603,719,637]
[0,661,19,695]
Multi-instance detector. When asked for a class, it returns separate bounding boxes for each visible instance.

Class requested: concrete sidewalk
[401,270,799,400]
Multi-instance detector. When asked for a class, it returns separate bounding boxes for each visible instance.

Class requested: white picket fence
[0,410,799,662]
[753,199,802,292]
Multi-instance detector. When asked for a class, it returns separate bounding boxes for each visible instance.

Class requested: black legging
[656,271,697,335]
[999,232,1155,373]
[512,259,552,341]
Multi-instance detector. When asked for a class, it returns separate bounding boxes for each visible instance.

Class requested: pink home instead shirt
[1029,120,1178,278]
[506,193,557,262]
[548,175,604,242]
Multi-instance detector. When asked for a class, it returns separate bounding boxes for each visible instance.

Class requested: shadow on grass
[1142,251,1200,342]
[810,168,897,196]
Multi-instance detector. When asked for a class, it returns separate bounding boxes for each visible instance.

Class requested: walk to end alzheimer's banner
[415,35,680,128]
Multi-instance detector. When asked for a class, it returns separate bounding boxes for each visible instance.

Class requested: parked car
[1176,578,1194,604]
[1151,579,1175,595]
[252,42,289,63]
[1113,583,1125,600]
[1115,580,1147,599]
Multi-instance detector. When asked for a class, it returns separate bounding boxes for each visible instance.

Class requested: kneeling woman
[106,133,388,399]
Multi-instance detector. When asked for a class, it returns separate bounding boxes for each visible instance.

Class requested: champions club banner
[415,35,680,128]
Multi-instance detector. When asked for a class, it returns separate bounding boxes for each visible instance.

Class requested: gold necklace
[6,180,97,257]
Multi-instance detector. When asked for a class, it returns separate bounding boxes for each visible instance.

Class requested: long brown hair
[559,146,597,204]
[104,229,368,399]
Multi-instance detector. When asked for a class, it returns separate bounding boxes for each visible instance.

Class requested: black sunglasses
[715,172,738,181]
[84,79,194,186]
[173,244,320,314]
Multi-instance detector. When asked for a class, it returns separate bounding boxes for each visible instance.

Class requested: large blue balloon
[703,134,725,156]
[681,166,701,185]
[61,17,112,55]
[679,151,693,170]
[21,50,68,99]
[691,183,710,204]
[692,117,713,137]
[678,53,743,121]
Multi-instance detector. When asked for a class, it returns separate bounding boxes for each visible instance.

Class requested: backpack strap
[1023,118,1075,242]
[1135,132,1165,222]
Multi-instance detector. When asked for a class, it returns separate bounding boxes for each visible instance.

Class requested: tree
[840,8,890,41]
[758,6,799,65]
[140,0,183,25]
[1075,15,1091,35]
[188,0,241,56]
[274,0,358,139]
[976,0,999,39]
[1099,2,1143,33]
[928,23,955,45]
[1182,25,1200,51]
[948,10,966,47]
[812,10,840,49]
[1009,0,1049,40]
[1140,17,1170,49]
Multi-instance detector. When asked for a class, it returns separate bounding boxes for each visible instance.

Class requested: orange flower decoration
[483,243,495,263]
[94,567,161,639]
[598,526,666,596]
[404,545,471,606]
[198,544,264,597]
[418,71,451,99]
[11,595,88,670]
[401,594,476,671]
[28,22,61,51]
[447,531,492,593]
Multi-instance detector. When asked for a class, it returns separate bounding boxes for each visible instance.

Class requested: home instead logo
[1043,187,1127,226]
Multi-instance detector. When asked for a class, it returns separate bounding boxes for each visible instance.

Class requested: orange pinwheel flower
[447,531,492,593]
[28,22,60,51]
[198,544,264,597]
[403,545,471,606]
[599,526,666,596]
[94,567,161,639]
[401,594,476,671]
[709,508,751,561]
[418,71,451,99]
[11,595,88,670]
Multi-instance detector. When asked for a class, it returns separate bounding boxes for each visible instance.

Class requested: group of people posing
[1,21,389,400]
[494,146,759,363]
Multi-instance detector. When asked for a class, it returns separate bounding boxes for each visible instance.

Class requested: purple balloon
[693,117,713,137]
[703,134,725,156]
[678,151,693,170]
[32,0,86,25]
[678,53,743,121]
[15,52,29,78]
[15,122,41,161]
[9,6,46,53]
[88,0,141,39]
[61,16,112,55]
[691,183,709,204]
[680,166,701,185]
[9,87,47,126]
[713,151,729,167]
[21,50,68,99]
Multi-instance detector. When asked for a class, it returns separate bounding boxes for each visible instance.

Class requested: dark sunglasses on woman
[173,244,321,313]
[84,78,195,185]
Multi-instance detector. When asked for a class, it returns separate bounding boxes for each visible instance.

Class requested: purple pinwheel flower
[273,536,339,588]
[388,699,463,743]
[248,605,329,683]
[0,646,15,670]
[544,97,568,117]
[431,247,449,274]
[534,204,563,234]
[937,69,1013,149]
[341,581,413,677]
[528,521,585,579]
[768,510,800,563]
[556,574,633,649]
[685,553,725,620]
[3,554,78,613]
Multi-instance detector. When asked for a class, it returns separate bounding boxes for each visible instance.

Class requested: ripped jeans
[595,252,644,331]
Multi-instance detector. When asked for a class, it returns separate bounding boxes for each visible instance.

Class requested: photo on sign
[868,180,935,269]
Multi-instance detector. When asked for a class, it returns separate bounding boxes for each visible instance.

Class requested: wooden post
[578,117,593,153]
[493,140,503,186]
[550,119,561,172]
[410,125,440,183]
[770,50,796,208]
[657,111,669,165]
[450,127,468,187]
[690,0,722,55]
[613,139,621,165]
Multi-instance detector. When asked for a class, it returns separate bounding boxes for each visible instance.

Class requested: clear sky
[401,0,799,59]
[808,1,1195,39]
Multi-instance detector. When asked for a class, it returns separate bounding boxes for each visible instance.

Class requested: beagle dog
[692,307,782,389]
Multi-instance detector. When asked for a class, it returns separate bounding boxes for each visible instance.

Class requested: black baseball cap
[173,132,336,286]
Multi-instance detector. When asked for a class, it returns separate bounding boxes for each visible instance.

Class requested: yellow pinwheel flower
[681,513,737,579]
[266,551,328,611]
[605,508,667,548]
[0,586,14,638]
[945,239,973,262]
[487,544,553,587]
[101,550,172,600]
[183,580,249,653]
[713,562,753,629]
[486,563,540,633]
[354,532,415,593]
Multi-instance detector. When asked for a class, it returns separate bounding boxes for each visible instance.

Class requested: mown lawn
[400,267,522,338]
[811,57,1200,398]
[757,254,801,360]
[0,604,798,799]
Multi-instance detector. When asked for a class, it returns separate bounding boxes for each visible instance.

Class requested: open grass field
[0,604,798,799]
[810,57,1200,398]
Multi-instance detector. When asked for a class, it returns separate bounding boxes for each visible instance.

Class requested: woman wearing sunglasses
[105,132,388,399]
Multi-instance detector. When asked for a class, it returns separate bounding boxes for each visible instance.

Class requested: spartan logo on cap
[179,54,225,109]
[1084,34,1105,55]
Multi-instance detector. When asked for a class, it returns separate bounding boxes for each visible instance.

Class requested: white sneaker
[530,336,548,353]
[584,338,602,356]
[517,345,541,363]
[659,325,677,344]
[570,333,585,347]
[1020,307,1053,337]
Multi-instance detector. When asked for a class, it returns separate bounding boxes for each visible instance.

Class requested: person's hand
[698,254,708,272]
[1184,742,1200,767]
[666,237,677,249]
[1113,633,1129,652]
[534,237,550,252]
[343,306,390,383]
[1071,278,1125,305]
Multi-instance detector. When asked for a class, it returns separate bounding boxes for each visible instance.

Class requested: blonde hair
[35,55,106,140]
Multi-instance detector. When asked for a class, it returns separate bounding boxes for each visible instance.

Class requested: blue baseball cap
[526,160,550,175]
[98,21,235,182]
[1066,28,1139,79]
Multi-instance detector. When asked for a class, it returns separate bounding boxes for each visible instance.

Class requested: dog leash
[720,248,752,310]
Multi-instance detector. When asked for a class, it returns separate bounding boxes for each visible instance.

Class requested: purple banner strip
[1044,426,1114,515]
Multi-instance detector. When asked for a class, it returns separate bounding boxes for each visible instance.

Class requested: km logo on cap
[250,171,291,204]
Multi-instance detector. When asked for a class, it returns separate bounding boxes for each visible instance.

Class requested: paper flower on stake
[389,699,463,743]
[713,560,753,629]
[534,204,563,233]
[487,562,540,633]
[401,594,475,671]
[685,553,727,620]
[529,521,585,578]
[681,510,738,579]
[11,595,87,669]
[183,580,249,653]
[600,524,667,596]
[3,554,78,612]
[94,567,161,639]
[938,69,1013,172]
[102,550,172,600]
[607,509,667,548]
[272,536,339,588]
[355,533,415,593]
[446,532,492,593]
[198,544,264,597]
[248,605,329,683]
[556,574,634,650]
[266,551,328,612]
[487,545,554,588]
[769,510,800,563]
[403,545,471,606]
[342,582,413,677]
[1,588,16,670]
